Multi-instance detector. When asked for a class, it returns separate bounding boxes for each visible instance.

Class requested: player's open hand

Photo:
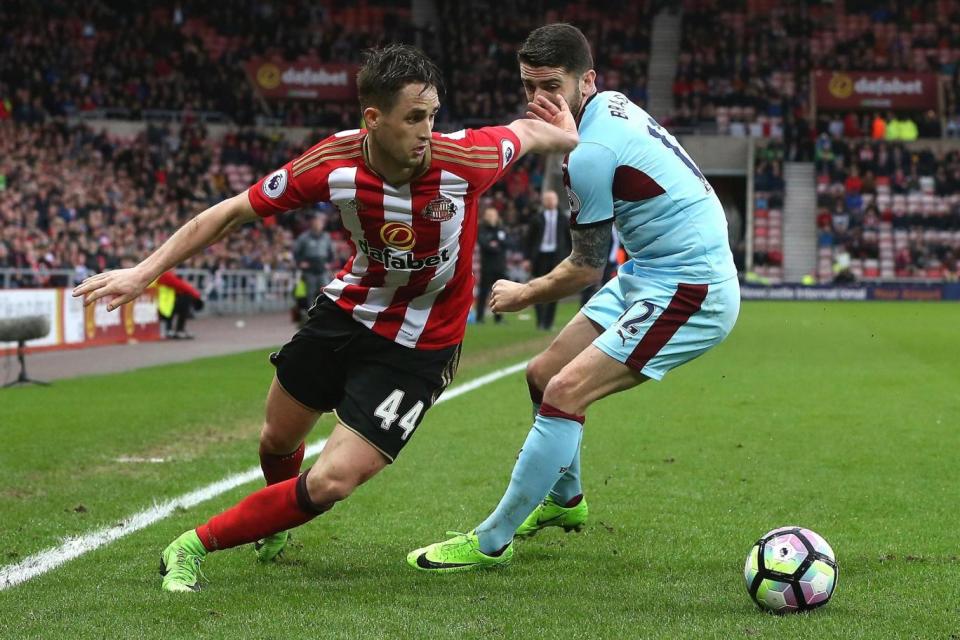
[72,267,150,311]
[526,94,577,139]
[490,279,530,313]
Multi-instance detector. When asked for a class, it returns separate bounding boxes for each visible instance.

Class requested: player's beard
[566,89,584,119]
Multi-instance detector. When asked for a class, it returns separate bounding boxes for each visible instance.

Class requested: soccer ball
[743,526,838,613]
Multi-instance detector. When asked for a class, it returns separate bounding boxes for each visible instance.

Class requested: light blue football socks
[549,445,582,505]
[531,393,583,507]
[475,407,583,554]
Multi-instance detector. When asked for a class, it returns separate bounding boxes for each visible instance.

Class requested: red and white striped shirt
[248,126,522,349]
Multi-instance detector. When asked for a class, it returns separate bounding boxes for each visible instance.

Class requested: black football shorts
[270,296,460,462]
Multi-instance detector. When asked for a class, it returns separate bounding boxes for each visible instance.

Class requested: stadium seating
[751,144,786,282]
[814,140,960,281]
[439,1,651,126]
[0,0,409,128]
[0,120,313,286]
[7,1,957,288]
[0,1,653,288]
[0,117,553,288]
[673,0,960,139]
[0,1,650,129]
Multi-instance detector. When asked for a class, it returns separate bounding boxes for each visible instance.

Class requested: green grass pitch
[0,301,958,639]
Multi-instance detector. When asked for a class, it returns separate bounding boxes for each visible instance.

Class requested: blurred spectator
[157,269,202,339]
[917,110,942,138]
[885,113,919,141]
[871,113,887,140]
[843,112,863,138]
[833,248,856,284]
[476,207,508,324]
[293,213,334,308]
[751,143,786,281]
[526,190,570,331]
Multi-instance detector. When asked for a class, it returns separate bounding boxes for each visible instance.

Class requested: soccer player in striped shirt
[408,24,739,572]
[73,44,578,592]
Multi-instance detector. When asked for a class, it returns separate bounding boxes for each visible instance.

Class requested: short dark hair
[518,23,593,74]
[357,44,445,112]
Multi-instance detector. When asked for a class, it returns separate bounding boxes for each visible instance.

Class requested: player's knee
[525,358,549,404]
[541,373,582,414]
[305,470,357,507]
[259,423,298,455]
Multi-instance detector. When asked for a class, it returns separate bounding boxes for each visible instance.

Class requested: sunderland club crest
[421,195,457,222]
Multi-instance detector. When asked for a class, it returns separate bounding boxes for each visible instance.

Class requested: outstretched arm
[490,221,612,312]
[507,93,579,157]
[73,192,258,310]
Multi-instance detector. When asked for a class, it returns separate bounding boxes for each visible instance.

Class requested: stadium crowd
[0,117,552,290]
[0,120,313,287]
[0,0,408,128]
[815,139,960,280]
[0,0,652,290]
[671,0,960,144]
[750,143,786,282]
[4,0,960,290]
[438,0,651,126]
[0,0,650,128]
[749,137,960,283]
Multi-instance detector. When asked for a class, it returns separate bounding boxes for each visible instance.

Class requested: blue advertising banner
[740,283,960,301]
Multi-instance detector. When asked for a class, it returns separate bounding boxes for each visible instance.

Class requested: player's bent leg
[515,348,643,541]
[413,408,583,567]
[256,426,384,565]
[411,397,587,569]
[163,473,320,591]
[410,358,608,570]
[526,311,604,402]
[521,278,741,542]
[520,312,603,536]
[255,377,323,562]
[162,424,388,591]
[260,377,320,463]
[410,282,740,573]
[524,278,631,520]
[541,345,649,417]
[302,423,388,511]
[261,303,355,483]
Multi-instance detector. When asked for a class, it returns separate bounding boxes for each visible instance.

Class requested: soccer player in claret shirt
[73,44,578,592]
[408,24,739,572]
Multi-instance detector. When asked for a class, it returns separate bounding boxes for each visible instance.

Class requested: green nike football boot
[515,495,588,538]
[254,531,290,563]
[159,530,207,592]
[407,531,513,573]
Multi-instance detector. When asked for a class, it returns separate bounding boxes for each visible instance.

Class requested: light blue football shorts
[580,276,740,381]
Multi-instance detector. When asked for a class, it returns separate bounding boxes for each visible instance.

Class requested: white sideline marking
[0,360,528,590]
[115,457,168,464]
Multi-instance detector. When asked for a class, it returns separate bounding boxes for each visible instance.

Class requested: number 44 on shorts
[374,390,424,441]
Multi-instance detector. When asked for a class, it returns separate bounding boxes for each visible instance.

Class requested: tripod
[3,340,49,388]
